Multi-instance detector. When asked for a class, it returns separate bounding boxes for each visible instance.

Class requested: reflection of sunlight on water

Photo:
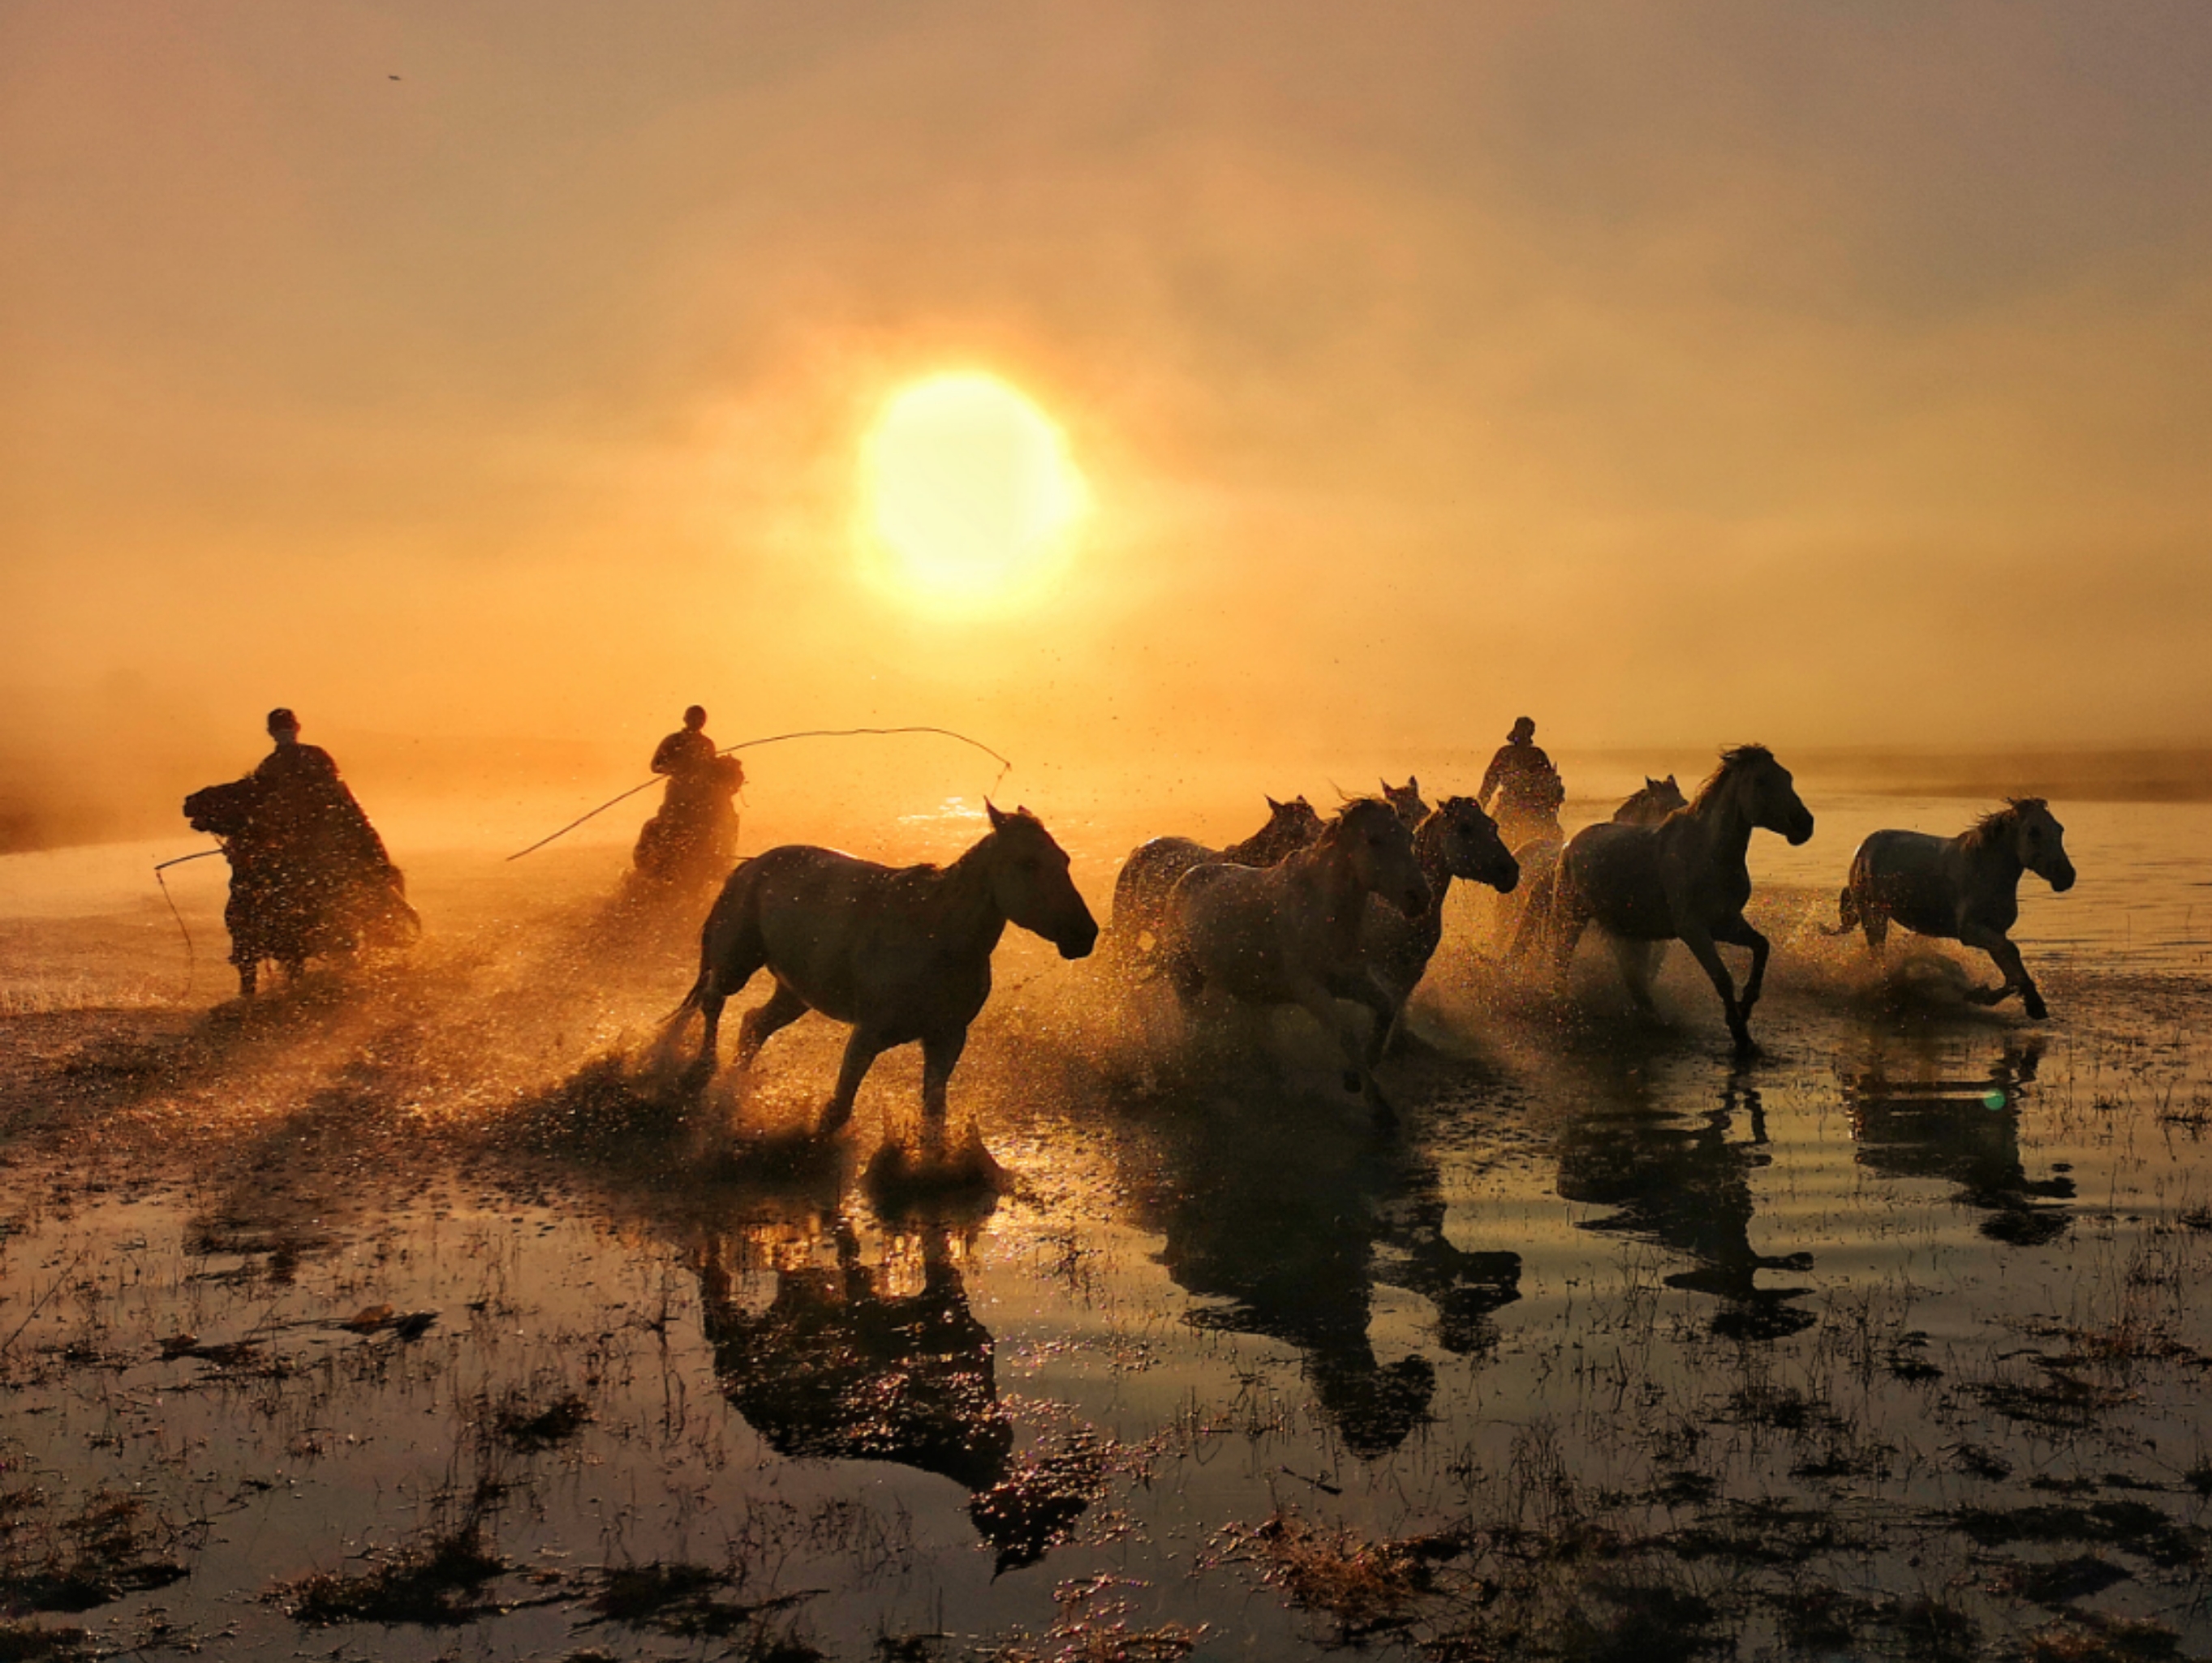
[897,794,980,828]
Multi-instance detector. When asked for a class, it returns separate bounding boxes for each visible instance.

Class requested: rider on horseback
[633,705,743,886]
[1477,716,1565,846]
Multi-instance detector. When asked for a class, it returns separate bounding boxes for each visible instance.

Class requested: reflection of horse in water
[183,776,419,996]
[1555,1067,1813,1340]
[1158,798,1431,1121]
[1101,795,1323,968]
[1826,799,2076,1021]
[669,804,1098,1144]
[1121,1095,1521,1458]
[1504,776,1686,961]
[1839,1033,2071,1247]
[1361,797,1517,1054]
[691,1215,1011,1490]
[1544,747,1814,1053]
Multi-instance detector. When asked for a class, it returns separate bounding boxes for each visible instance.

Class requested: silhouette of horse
[1362,796,1517,1053]
[183,776,419,996]
[671,803,1098,1142]
[1504,776,1687,961]
[1381,776,1429,827]
[1100,795,1323,966]
[1545,746,1814,1053]
[1158,797,1431,1122]
[1824,798,2075,1020]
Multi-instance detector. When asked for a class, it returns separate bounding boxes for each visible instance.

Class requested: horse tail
[1818,885,1859,937]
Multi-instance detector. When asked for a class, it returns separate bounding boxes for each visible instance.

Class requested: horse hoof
[2025,999,2050,1021]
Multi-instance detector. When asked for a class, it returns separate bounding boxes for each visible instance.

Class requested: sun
[861,373,1087,608]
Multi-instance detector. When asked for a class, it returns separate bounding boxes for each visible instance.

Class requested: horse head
[984,801,1099,960]
[1617,775,1687,826]
[1254,794,1326,860]
[183,776,268,840]
[1706,746,1814,846]
[1431,797,1518,894]
[2006,798,2075,892]
[1380,777,1429,829]
[1329,797,1431,918]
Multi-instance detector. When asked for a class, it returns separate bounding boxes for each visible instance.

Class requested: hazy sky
[6,1,2211,821]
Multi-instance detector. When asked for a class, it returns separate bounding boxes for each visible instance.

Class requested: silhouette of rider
[635,705,742,881]
[1477,715,1564,840]
[253,707,397,884]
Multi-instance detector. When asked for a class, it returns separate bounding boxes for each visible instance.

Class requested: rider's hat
[1510,715,1536,741]
[683,705,708,728]
[266,707,300,735]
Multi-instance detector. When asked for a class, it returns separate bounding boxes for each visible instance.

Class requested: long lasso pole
[153,847,225,999]
[506,724,1013,862]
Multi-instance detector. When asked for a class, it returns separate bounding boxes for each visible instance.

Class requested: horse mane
[1689,745,1775,812]
[1324,795,1397,841]
[1963,797,2048,849]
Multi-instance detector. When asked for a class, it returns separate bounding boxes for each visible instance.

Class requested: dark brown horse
[670,804,1097,1141]
[1825,799,2075,1019]
[1545,747,1814,1053]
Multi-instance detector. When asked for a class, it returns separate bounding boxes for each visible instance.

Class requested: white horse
[1362,796,1518,1053]
[669,803,1098,1141]
[1503,776,1688,962]
[1545,747,1814,1053]
[1102,795,1323,967]
[1824,799,2075,1019]
[1159,797,1431,1122]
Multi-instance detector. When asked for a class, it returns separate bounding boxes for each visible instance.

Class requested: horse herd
[666,745,2078,1146]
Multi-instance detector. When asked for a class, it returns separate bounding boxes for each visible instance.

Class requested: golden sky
[5,2,2211,829]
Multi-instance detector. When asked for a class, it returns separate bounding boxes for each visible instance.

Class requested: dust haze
[6,3,2212,853]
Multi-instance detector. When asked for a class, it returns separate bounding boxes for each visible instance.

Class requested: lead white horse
[669,803,1098,1143]
[1824,798,2075,1019]
[1159,797,1431,1123]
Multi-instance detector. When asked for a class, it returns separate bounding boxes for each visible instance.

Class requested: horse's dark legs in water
[237,962,258,999]
[1293,976,1395,1128]
[1959,922,2047,1020]
[815,1025,891,1138]
[1676,921,1754,1054]
[734,982,808,1069]
[919,1028,968,1148]
[1325,966,1401,1068]
[1611,939,1660,1012]
[1713,913,1772,1019]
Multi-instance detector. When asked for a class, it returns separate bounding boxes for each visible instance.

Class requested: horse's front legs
[734,982,809,1070]
[1960,923,2046,1019]
[1711,913,1772,1018]
[816,1025,891,1138]
[1324,965,1401,1065]
[1677,922,1752,1052]
[1296,978,1395,1128]
[919,1027,969,1150]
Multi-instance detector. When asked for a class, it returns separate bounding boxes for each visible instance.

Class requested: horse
[1823,799,2075,1020]
[1504,775,1689,962]
[1100,794,1323,966]
[183,776,419,997]
[1381,776,1429,828]
[670,802,1098,1143]
[1157,797,1431,1123]
[1544,746,1814,1053]
[1361,796,1518,1053]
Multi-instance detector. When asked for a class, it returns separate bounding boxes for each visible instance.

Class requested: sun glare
[862,373,1087,608]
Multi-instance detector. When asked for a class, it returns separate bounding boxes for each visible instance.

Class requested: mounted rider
[185,708,415,995]
[633,705,743,885]
[1477,716,1566,847]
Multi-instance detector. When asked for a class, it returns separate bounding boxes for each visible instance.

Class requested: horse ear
[1408,775,1418,793]
[1267,795,1284,812]
[985,800,1009,830]
[1665,775,1677,789]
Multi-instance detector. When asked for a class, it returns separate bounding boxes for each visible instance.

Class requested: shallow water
[2,789,2208,1659]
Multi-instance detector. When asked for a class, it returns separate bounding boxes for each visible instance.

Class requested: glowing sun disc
[863,373,1087,604]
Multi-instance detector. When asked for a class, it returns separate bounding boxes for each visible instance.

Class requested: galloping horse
[1362,796,1518,1053]
[1101,795,1323,965]
[1504,776,1689,962]
[672,803,1098,1142]
[1824,799,2075,1020]
[1381,777,1429,828]
[1546,747,1814,1052]
[1159,797,1431,1122]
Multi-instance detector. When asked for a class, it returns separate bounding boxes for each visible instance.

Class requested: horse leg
[1324,966,1400,1064]
[1862,907,1889,957]
[815,1025,890,1138]
[1610,938,1660,1012]
[1506,870,1553,964]
[1712,913,1772,1017]
[1297,979,1394,1128]
[237,960,257,999]
[1676,922,1751,1052]
[1547,889,1593,981]
[734,981,808,1071]
[919,1027,969,1152]
[1961,923,2045,1019]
